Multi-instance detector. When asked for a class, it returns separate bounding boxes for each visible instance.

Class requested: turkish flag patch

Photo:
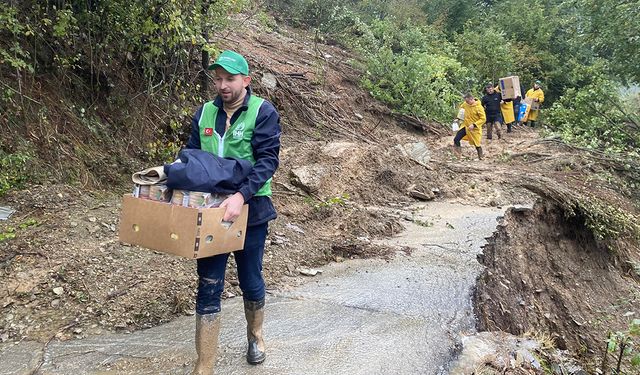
[204,128,213,136]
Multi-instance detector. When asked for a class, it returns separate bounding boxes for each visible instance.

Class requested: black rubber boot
[476,147,483,160]
[244,298,266,365]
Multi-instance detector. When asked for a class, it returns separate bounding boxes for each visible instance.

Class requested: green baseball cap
[207,50,249,75]
[535,80,542,85]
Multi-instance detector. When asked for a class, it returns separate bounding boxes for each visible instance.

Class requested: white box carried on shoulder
[499,76,521,100]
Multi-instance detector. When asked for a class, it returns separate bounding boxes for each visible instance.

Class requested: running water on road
[0,202,505,375]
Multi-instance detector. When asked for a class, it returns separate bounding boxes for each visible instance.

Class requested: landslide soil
[2,17,640,371]
[475,202,640,371]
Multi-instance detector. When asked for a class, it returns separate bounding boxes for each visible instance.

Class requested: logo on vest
[233,122,245,139]
[204,128,213,136]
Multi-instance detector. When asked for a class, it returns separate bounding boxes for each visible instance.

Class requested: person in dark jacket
[481,83,503,140]
[164,149,253,194]
[184,50,281,374]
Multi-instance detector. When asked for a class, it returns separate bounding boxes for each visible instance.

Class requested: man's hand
[220,192,245,222]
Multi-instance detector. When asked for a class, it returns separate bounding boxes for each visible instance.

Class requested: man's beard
[221,89,243,104]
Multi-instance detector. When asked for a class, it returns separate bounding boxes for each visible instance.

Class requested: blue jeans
[196,222,268,315]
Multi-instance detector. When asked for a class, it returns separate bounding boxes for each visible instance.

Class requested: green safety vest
[198,95,272,197]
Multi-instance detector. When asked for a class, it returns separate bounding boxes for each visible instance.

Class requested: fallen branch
[106,280,144,300]
[285,72,307,77]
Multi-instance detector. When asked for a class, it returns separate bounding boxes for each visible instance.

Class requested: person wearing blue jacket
[185,50,281,374]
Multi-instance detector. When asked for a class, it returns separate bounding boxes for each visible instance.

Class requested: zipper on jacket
[217,133,224,157]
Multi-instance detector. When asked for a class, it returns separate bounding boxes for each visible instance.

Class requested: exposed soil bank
[475,202,640,370]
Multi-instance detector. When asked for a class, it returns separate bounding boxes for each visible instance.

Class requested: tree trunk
[200,1,212,97]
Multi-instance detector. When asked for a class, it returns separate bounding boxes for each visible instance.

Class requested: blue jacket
[164,149,253,194]
[186,88,281,226]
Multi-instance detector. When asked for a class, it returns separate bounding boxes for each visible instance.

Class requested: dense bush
[265,0,343,31]
[1,0,243,82]
[546,78,639,155]
[0,150,32,197]
[454,23,515,85]
[360,48,469,122]
[0,0,245,192]
[351,19,467,121]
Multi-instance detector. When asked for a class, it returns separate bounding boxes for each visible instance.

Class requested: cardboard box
[119,194,248,258]
[499,76,521,100]
[530,100,541,110]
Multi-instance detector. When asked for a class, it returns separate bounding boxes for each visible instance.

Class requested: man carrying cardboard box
[184,50,281,374]
[524,80,545,127]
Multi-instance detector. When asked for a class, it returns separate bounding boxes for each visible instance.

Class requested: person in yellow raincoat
[525,80,545,127]
[453,93,486,160]
[501,99,515,132]
[494,85,516,133]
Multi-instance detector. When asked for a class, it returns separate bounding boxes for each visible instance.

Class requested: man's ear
[243,75,252,88]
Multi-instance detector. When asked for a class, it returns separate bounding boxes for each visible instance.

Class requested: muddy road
[1,202,507,374]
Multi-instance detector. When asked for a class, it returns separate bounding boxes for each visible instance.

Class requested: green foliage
[577,0,640,84]
[265,0,343,31]
[314,193,350,209]
[19,218,38,229]
[577,198,640,241]
[1,0,638,188]
[361,47,469,121]
[604,319,640,374]
[0,218,38,242]
[454,23,515,84]
[256,10,278,32]
[350,18,466,121]
[0,150,32,197]
[490,1,554,50]
[269,0,640,137]
[304,193,351,217]
[146,138,182,163]
[356,0,427,25]
[1,0,245,91]
[0,228,16,242]
[546,66,640,156]
[357,18,453,56]
[0,4,33,72]
[418,0,478,34]
[413,218,433,227]
[1,0,248,183]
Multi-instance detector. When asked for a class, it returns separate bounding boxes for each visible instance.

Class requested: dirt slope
[476,203,640,365]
